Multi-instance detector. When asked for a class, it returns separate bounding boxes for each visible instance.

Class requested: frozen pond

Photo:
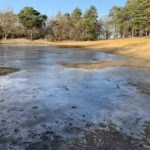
[0,44,150,149]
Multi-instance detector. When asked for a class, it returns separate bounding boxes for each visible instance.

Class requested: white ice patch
[0,76,27,91]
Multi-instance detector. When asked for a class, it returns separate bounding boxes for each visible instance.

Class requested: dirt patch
[0,67,20,75]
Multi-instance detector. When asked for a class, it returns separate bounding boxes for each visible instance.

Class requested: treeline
[0,7,47,40]
[109,0,150,38]
[0,0,149,41]
[46,6,100,41]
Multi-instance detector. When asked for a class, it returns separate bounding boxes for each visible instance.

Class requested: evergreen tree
[71,7,82,20]
[18,7,47,40]
[71,7,82,40]
[83,5,100,40]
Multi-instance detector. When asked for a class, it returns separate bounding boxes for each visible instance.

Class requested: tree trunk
[4,35,8,40]
[123,32,125,38]
[30,29,33,40]
[132,29,134,38]
[145,30,148,37]
[105,31,109,40]
[3,34,8,44]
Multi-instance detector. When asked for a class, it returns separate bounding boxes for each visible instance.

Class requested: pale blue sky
[0,0,126,17]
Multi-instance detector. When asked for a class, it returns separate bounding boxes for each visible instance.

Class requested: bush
[45,34,55,42]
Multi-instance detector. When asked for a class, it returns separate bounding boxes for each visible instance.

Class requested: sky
[0,0,126,17]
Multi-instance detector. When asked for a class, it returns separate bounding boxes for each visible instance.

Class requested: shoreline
[0,37,150,59]
[0,38,150,69]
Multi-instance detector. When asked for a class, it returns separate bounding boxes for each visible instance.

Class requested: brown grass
[58,59,150,69]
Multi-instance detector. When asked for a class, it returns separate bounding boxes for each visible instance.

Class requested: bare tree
[101,16,112,39]
[0,8,17,40]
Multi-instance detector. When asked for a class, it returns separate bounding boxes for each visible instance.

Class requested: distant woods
[46,6,100,41]
[0,0,149,41]
[109,0,150,38]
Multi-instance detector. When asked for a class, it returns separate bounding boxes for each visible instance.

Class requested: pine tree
[18,7,47,40]
[83,5,100,40]
[71,7,82,40]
